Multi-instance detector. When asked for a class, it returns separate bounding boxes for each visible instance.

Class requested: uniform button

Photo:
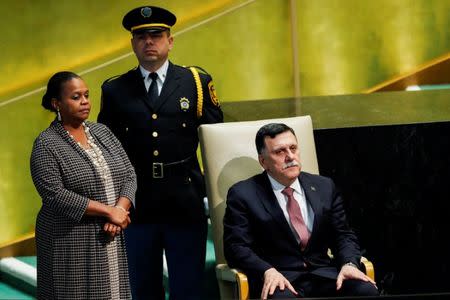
[125,127,129,132]
[152,131,158,137]
[182,123,186,128]
[303,262,307,268]
[153,150,159,156]
[152,114,158,120]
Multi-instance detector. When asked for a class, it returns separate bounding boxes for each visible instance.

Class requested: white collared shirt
[267,174,314,243]
[139,59,169,95]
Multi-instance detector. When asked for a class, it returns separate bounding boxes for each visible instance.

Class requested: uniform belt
[152,156,193,179]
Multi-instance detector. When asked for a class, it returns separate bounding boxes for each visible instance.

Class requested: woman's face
[55,77,90,124]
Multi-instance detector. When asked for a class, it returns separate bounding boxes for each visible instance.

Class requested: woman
[30,71,136,299]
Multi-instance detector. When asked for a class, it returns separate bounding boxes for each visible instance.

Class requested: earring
[57,108,61,121]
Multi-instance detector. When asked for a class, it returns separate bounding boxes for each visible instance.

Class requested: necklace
[66,125,89,149]
[67,123,109,181]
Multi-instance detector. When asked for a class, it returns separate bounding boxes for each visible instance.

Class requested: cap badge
[179,97,190,111]
[141,7,152,18]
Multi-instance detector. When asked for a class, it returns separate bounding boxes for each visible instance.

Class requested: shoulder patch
[208,81,220,107]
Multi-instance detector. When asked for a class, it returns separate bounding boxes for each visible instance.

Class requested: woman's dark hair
[41,71,81,112]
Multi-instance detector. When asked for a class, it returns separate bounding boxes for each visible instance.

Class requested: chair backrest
[199,116,319,264]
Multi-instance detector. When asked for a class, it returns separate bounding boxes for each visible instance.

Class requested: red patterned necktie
[282,186,310,250]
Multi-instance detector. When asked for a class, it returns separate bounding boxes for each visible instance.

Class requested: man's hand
[261,268,298,300]
[336,264,377,290]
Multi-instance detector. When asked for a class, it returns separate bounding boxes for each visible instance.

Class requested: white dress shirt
[139,59,169,95]
[267,174,315,244]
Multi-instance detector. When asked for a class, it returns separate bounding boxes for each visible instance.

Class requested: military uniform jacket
[30,121,136,299]
[98,61,223,223]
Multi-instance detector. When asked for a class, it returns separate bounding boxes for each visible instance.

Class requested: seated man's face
[258,130,301,186]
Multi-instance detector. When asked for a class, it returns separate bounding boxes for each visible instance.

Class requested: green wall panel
[0,0,241,96]
[0,0,247,246]
[0,98,49,244]
[1,0,449,246]
[222,90,450,129]
[296,0,450,96]
[172,0,294,101]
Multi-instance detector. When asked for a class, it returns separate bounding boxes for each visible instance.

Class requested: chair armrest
[328,249,375,281]
[360,256,375,281]
[216,264,249,300]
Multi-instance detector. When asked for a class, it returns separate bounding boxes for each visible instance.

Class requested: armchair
[199,116,374,300]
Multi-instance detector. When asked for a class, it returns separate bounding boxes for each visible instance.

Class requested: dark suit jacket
[98,62,223,223]
[223,171,361,295]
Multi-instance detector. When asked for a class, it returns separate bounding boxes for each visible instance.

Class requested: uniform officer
[98,6,223,300]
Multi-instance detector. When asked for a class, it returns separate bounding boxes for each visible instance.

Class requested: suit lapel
[257,173,299,245]
[299,172,323,247]
[153,62,180,111]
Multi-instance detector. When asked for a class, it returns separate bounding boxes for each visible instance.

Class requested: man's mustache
[282,161,299,170]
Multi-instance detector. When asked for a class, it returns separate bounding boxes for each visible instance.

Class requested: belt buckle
[152,162,163,178]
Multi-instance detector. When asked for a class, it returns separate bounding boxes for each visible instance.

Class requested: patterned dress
[84,147,121,299]
[30,120,136,299]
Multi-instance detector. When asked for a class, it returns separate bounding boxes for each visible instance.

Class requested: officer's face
[52,78,91,124]
[258,131,302,187]
[131,31,173,68]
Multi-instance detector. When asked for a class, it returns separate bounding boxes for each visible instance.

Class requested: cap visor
[132,27,168,34]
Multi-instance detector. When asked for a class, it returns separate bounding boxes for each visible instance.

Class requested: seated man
[223,123,379,299]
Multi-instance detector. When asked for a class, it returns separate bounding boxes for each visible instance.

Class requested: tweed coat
[98,62,223,224]
[30,120,136,299]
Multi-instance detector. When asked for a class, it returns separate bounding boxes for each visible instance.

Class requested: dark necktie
[282,186,310,250]
[148,72,159,103]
